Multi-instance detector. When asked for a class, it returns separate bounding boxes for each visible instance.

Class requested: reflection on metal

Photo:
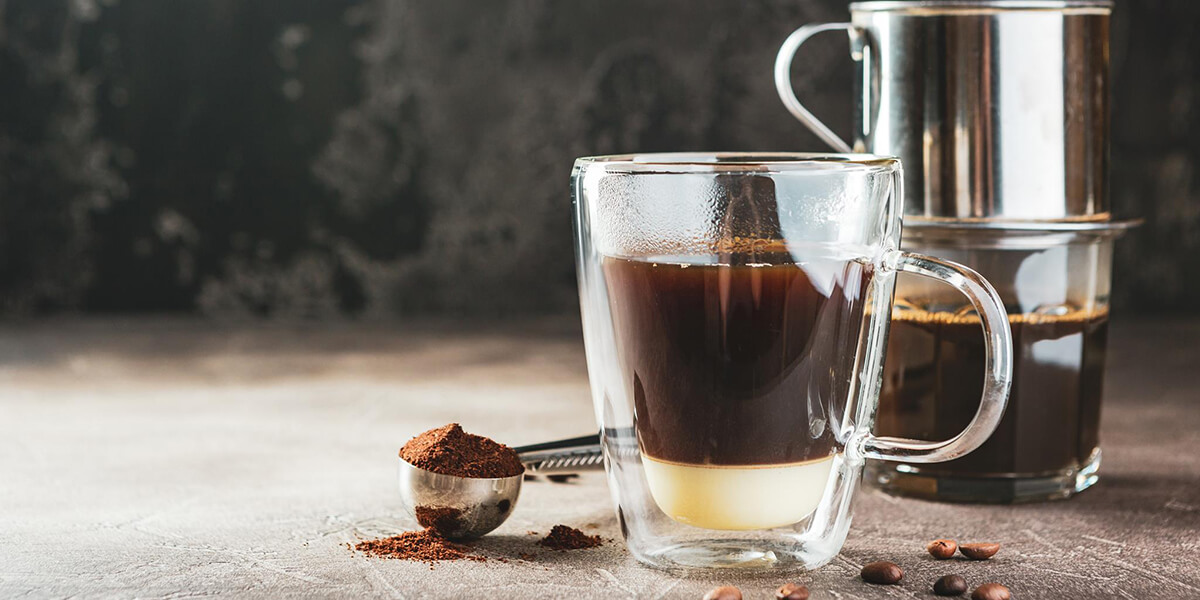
[777,1,1113,221]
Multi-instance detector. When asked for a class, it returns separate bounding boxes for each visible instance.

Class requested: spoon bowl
[396,434,607,540]
[397,458,523,540]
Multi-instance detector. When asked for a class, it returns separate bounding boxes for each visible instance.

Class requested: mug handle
[774,22,866,153]
[860,251,1014,463]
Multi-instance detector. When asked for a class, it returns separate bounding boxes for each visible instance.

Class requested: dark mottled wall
[0,0,1196,317]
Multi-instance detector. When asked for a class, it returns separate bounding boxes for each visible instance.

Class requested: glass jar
[870,221,1133,503]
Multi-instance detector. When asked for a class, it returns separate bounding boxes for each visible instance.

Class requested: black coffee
[877,308,1109,477]
[602,251,872,466]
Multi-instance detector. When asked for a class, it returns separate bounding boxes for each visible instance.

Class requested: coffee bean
[933,574,968,596]
[959,542,1001,560]
[776,582,810,600]
[703,585,742,600]
[971,583,1011,600]
[927,539,958,559]
[861,561,904,585]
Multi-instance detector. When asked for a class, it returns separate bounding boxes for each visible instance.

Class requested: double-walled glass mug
[571,153,1014,571]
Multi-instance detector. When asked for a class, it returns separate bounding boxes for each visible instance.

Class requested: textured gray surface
[1,318,1198,599]
[1,1,1198,316]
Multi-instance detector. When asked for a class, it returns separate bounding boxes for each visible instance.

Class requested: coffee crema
[877,306,1109,478]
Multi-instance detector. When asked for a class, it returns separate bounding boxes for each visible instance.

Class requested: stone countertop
[1,318,1197,599]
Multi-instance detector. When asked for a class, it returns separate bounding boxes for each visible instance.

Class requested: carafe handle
[774,22,867,153]
[859,251,1014,463]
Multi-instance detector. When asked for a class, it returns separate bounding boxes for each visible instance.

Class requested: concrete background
[1,0,1197,317]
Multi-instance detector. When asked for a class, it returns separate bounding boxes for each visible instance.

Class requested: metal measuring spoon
[397,434,604,540]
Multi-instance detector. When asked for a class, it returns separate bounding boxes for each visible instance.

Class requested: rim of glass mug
[850,0,1112,14]
[573,152,899,175]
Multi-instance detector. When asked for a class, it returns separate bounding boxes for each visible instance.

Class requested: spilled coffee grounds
[538,525,603,550]
[354,529,485,564]
[400,423,524,478]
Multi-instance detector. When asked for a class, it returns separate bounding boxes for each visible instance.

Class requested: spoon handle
[515,434,604,475]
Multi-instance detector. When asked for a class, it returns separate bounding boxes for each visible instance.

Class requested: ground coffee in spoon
[400,423,524,478]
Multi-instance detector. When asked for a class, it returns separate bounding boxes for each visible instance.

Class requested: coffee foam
[608,239,875,265]
[891,304,1109,326]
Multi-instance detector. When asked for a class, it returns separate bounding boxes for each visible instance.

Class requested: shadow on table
[1039,471,1200,522]
[469,532,623,564]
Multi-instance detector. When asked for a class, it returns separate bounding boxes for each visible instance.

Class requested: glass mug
[872,223,1128,502]
[571,153,1013,570]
